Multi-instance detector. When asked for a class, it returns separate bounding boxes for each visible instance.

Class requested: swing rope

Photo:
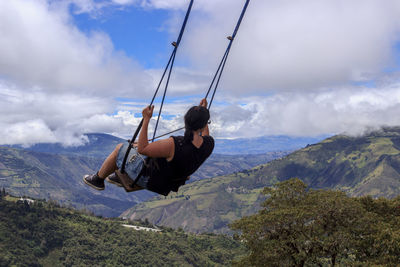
[121,0,250,174]
[207,0,250,109]
[151,0,251,139]
[120,0,194,174]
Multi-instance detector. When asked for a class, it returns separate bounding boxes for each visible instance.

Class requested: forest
[232,178,400,266]
[2,178,400,266]
[0,189,244,267]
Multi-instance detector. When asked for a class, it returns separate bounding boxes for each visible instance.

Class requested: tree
[355,196,400,265]
[230,178,373,266]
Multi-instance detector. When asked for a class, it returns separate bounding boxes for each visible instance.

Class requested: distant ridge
[7,133,125,158]
[214,135,325,154]
[4,133,324,156]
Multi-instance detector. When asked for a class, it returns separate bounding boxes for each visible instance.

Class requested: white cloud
[0,0,152,97]
[140,0,188,10]
[145,67,210,95]
[0,79,193,146]
[173,0,400,93]
[3,78,400,145]
[112,0,135,5]
[210,85,400,138]
[0,120,57,147]
[2,0,400,146]
[0,81,114,146]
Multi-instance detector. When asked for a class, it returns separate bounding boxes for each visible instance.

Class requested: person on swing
[83,98,214,196]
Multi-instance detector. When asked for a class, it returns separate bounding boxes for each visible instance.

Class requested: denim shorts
[116,142,150,189]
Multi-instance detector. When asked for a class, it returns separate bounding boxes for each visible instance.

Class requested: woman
[83,98,214,196]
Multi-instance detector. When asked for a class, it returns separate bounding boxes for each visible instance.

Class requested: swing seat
[115,170,143,192]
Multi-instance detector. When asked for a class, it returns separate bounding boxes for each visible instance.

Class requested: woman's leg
[98,143,123,179]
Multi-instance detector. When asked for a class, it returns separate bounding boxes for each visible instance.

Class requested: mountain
[0,141,286,217]
[122,127,400,233]
[0,195,245,266]
[8,133,126,158]
[214,135,325,154]
[0,146,152,217]
[190,151,287,182]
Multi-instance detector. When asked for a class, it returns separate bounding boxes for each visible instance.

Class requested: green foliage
[0,196,245,266]
[231,178,400,266]
[0,188,5,200]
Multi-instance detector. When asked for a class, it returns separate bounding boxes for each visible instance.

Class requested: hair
[183,106,210,143]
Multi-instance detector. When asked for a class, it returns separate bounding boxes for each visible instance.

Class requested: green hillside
[191,151,287,182]
[0,147,151,217]
[122,127,400,233]
[0,194,245,266]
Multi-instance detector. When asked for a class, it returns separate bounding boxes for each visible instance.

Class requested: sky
[2,0,400,146]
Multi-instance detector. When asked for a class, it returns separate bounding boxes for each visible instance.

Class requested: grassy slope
[124,173,264,234]
[190,151,287,182]
[122,128,400,233]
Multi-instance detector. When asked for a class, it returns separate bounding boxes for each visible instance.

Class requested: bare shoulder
[155,136,174,144]
[151,137,175,151]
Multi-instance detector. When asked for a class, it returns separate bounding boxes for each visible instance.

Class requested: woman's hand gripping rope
[142,105,154,121]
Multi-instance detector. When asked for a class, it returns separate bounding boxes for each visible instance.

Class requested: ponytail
[183,128,194,143]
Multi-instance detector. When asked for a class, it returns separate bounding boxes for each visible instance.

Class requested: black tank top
[145,135,214,196]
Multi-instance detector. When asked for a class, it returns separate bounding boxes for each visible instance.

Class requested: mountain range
[122,127,400,233]
[0,146,147,217]
[0,133,292,217]
[9,133,323,155]
[213,135,325,154]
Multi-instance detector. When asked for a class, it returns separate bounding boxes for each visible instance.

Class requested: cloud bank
[175,0,400,94]
[1,0,400,146]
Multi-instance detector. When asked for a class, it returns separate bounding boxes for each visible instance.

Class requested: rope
[152,51,177,141]
[121,0,194,174]
[152,0,251,139]
[208,0,250,109]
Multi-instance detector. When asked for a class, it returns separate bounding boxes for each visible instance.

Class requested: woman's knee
[110,143,123,157]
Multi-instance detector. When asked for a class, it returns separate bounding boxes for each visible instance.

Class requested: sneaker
[106,173,123,187]
[83,173,105,190]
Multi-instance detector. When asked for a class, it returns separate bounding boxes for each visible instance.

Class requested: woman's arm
[137,105,153,153]
[137,105,175,160]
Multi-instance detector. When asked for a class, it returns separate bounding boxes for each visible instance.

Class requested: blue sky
[73,6,172,69]
[2,0,400,146]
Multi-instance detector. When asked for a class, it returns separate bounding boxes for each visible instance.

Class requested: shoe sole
[83,175,105,191]
[106,176,123,187]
